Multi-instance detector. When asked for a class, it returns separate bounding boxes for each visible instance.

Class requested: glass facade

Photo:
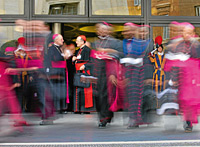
[153,26,170,42]
[34,0,85,15]
[92,0,141,15]
[151,0,200,16]
[0,0,200,46]
[0,26,23,50]
[0,0,24,15]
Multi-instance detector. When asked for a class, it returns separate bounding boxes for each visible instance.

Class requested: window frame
[31,0,89,23]
[89,0,146,20]
[148,0,200,23]
[0,0,29,22]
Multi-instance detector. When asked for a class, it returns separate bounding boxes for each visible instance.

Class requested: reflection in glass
[92,0,141,15]
[35,0,85,15]
[152,0,200,16]
[195,27,200,38]
[153,26,200,46]
[0,0,24,15]
[0,26,23,51]
[153,27,170,45]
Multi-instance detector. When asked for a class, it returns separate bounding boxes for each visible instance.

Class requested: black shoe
[98,121,107,129]
[183,121,193,133]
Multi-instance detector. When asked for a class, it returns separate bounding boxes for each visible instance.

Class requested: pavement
[0,112,200,146]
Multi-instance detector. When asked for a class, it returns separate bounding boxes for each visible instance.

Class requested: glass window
[195,6,200,16]
[0,0,24,15]
[195,27,200,37]
[92,0,142,15]
[153,26,170,46]
[35,0,85,15]
[163,27,169,40]
[0,26,23,52]
[152,0,200,16]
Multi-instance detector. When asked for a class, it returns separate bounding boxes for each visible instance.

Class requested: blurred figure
[167,21,184,47]
[65,42,76,112]
[72,35,95,113]
[47,34,69,114]
[14,37,33,112]
[120,24,155,128]
[14,19,54,125]
[164,22,200,132]
[90,22,123,128]
[0,48,27,133]
[156,22,182,116]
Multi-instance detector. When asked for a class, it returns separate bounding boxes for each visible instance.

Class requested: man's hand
[72,56,77,61]
[117,78,129,88]
[28,67,39,71]
[4,68,17,74]
[109,75,117,86]
[80,65,85,70]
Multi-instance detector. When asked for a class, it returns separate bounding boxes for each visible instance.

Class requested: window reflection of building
[49,3,78,15]
[92,0,141,15]
[153,27,170,45]
[152,0,200,16]
[35,0,84,15]
[134,0,141,6]
[195,28,200,38]
[0,26,23,49]
[195,6,200,16]
[0,0,24,14]
[163,27,169,40]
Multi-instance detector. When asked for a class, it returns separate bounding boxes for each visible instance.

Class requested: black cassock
[91,37,123,123]
[47,44,67,111]
[73,45,96,112]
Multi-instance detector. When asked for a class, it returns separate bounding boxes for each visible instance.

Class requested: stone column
[53,23,61,34]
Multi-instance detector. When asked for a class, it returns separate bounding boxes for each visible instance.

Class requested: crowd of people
[1,19,200,133]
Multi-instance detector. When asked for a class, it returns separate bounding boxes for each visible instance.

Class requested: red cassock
[164,58,200,123]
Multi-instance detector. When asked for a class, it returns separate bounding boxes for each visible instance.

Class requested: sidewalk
[0,112,200,146]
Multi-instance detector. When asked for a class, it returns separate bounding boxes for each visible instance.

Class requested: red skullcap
[79,35,86,42]
[52,34,59,40]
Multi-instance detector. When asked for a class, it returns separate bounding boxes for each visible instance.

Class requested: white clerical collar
[54,43,59,47]
[80,44,85,49]
[158,52,164,56]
